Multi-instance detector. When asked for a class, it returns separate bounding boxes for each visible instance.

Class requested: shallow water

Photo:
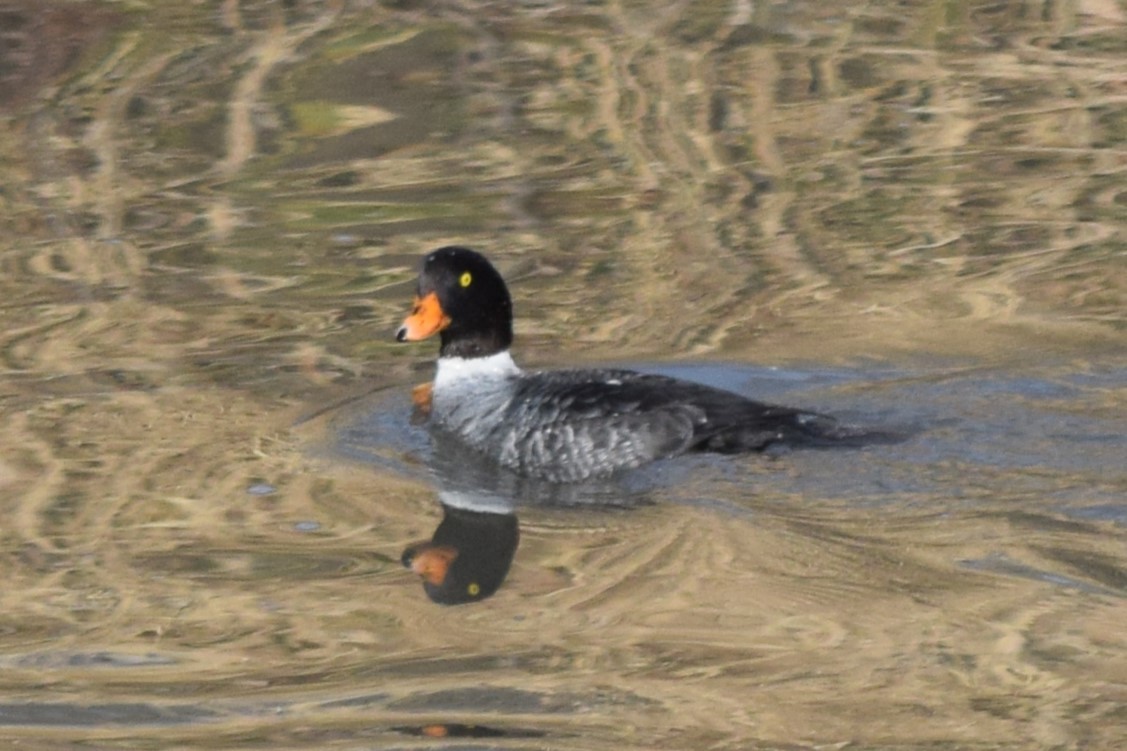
[1,0,1126,749]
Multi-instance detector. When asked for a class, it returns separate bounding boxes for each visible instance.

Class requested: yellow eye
[459,271,472,288]
[467,582,480,596]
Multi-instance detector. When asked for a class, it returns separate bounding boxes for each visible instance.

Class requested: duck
[396,246,876,483]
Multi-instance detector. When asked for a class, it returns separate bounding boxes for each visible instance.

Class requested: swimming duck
[396,246,870,482]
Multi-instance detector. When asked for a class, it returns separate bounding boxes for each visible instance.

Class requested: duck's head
[396,246,513,359]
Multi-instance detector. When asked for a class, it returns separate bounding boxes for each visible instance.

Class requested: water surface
[0,1,1125,749]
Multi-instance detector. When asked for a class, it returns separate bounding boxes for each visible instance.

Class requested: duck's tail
[697,407,906,453]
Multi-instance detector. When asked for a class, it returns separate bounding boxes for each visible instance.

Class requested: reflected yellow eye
[467,582,480,596]
[459,271,472,288]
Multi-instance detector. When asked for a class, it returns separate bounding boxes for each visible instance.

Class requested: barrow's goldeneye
[396,246,872,482]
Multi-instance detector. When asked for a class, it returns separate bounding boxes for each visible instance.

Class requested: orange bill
[407,545,459,585]
[397,291,450,341]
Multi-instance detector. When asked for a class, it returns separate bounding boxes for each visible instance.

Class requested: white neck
[434,350,521,389]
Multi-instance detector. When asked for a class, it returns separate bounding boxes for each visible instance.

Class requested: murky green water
[1,1,1125,749]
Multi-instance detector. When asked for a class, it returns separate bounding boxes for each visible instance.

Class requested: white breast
[431,352,522,443]
[433,351,521,390]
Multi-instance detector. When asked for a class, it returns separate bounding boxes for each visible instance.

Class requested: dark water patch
[0,701,218,727]
[278,27,469,167]
[1061,503,1127,525]
[0,1,122,109]
[959,553,1122,597]
[316,692,391,710]
[0,651,180,670]
[1031,544,1127,594]
[388,685,658,715]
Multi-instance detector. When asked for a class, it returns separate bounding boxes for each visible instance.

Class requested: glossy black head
[396,246,513,359]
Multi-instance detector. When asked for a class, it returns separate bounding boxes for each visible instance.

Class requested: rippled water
[1,0,1125,749]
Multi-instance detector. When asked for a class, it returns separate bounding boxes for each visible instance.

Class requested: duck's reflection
[401,493,519,605]
[401,431,647,605]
